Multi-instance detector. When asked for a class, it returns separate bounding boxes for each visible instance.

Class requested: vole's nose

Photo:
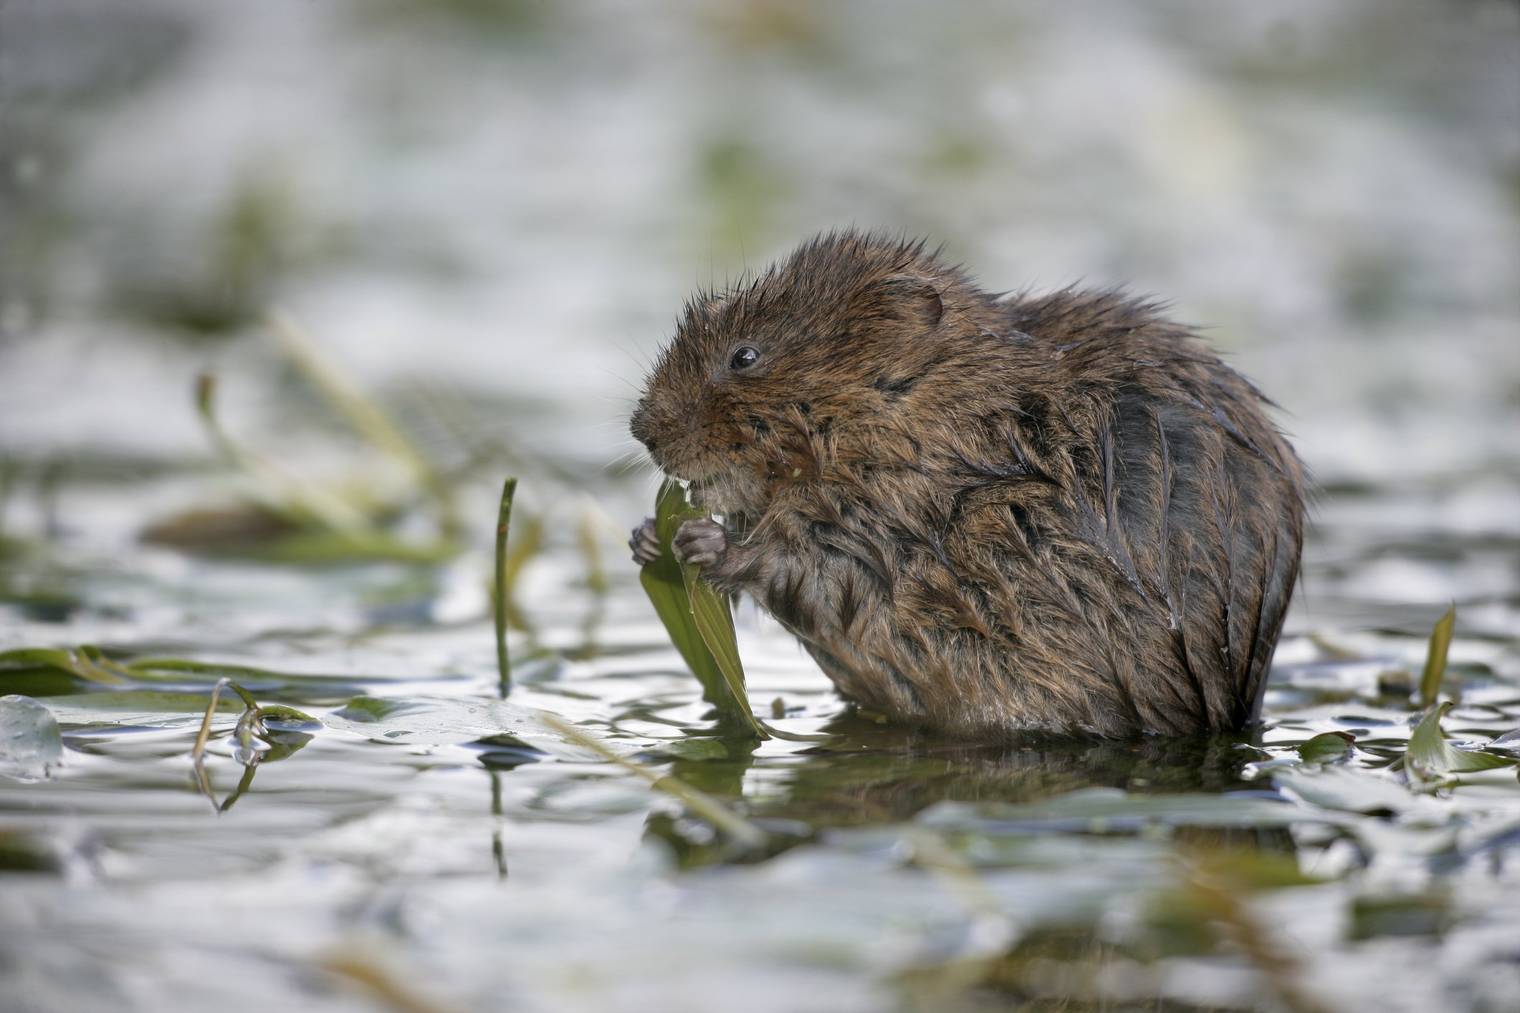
[629,400,657,453]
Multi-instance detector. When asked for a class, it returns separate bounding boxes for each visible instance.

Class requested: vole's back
[944,289,1304,734]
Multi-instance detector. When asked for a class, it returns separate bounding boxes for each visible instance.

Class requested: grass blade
[494,476,517,695]
[1417,604,1456,708]
[0,646,131,686]
[680,560,767,739]
[637,480,766,739]
[190,677,232,800]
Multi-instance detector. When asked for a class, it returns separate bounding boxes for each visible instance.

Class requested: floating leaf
[1297,731,1354,765]
[1275,766,1427,818]
[324,694,585,758]
[638,480,766,739]
[0,645,131,686]
[1,645,369,703]
[1417,605,1456,707]
[40,691,247,728]
[1348,892,1450,941]
[1405,701,1517,780]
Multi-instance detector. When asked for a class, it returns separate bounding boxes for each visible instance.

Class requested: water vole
[629,231,1305,737]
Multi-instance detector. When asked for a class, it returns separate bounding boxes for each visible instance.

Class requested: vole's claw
[673,518,727,569]
[629,517,661,566]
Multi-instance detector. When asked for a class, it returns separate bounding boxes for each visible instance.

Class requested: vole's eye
[729,345,760,372]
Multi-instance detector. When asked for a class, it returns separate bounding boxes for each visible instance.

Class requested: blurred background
[5,0,1519,646]
[3,3,1520,1011]
[3,0,1517,476]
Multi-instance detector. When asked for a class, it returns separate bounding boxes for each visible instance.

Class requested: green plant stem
[495,477,517,695]
[1418,604,1456,708]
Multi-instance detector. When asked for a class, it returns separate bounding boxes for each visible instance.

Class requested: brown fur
[630,230,1305,737]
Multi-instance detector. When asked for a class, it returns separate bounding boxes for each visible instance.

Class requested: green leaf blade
[637,480,766,740]
[1418,605,1456,708]
[1406,701,1518,781]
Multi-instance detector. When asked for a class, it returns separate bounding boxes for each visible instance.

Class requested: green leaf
[0,646,131,686]
[681,557,767,740]
[637,480,766,739]
[1418,605,1456,707]
[244,704,319,726]
[1297,731,1354,764]
[39,691,247,729]
[1405,701,1518,780]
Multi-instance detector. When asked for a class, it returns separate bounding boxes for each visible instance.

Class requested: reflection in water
[646,715,1288,866]
[759,722,1264,828]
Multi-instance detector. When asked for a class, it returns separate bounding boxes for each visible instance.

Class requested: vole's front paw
[629,517,660,566]
[672,518,727,569]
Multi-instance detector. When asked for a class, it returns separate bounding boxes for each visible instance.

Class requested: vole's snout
[629,399,657,454]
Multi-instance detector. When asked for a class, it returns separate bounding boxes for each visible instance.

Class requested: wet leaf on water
[638,480,766,739]
[140,503,299,552]
[1349,892,1451,941]
[0,666,79,698]
[1274,765,1422,817]
[243,703,320,729]
[1,646,382,707]
[1405,701,1518,781]
[324,694,590,758]
[1298,731,1355,765]
[329,695,403,722]
[0,645,131,686]
[122,656,370,700]
[0,829,60,873]
[652,737,732,761]
[39,691,246,729]
[0,695,64,782]
[1418,605,1456,708]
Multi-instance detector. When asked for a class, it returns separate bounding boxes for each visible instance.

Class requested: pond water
[2,1,1519,1011]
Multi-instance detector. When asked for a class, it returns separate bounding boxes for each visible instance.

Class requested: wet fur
[631,230,1305,738]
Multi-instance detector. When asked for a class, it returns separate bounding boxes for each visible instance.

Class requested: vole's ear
[871,274,943,329]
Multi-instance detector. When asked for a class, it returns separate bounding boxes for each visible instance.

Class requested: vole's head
[630,230,985,516]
